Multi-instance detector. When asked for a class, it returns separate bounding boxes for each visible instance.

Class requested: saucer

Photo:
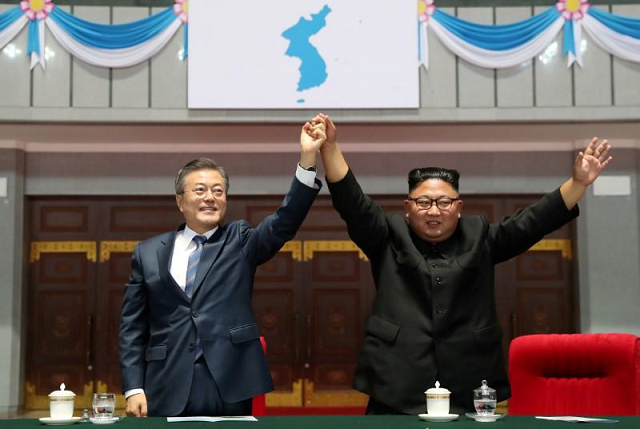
[465,413,506,422]
[418,413,459,422]
[89,416,121,425]
[39,417,81,425]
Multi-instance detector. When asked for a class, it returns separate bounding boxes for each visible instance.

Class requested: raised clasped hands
[301,119,327,153]
[573,137,613,186]
[310,113,337,149]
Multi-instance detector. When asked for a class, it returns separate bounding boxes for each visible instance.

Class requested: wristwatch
[299,164,317,172]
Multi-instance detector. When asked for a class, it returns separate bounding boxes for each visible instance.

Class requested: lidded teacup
[424,381,451,415]
[48,383,75,419]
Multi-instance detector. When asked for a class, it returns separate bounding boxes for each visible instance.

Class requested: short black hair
[408,167,460,193]
[175,158,230,195]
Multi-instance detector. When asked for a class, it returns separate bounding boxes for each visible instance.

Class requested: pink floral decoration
[19,0,54,21]
[418,0,436,23]
[174,0,188,24]
[556,0,590,21]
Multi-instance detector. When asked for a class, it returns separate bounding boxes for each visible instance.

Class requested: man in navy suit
[119,120,327,417]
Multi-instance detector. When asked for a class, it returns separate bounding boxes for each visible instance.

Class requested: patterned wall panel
[39,206,90,233]
[38,253,89,284]
[36,291,87,357]
[255,252,295,282]
[312,289,360,355]
[313,363,356,390]
[516,287,567,334]
[109,205,182,233]
[515,250,564,281]
[32,366,88,399]
[252,289,294,357]
[311,251,361,283]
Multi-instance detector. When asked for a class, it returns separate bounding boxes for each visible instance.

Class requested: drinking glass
[473,380,496,416]
[92,393,116,419]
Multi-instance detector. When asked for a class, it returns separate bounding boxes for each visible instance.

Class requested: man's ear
[175,194,184,213]
[457,200,464,218]
[403,199,411,219]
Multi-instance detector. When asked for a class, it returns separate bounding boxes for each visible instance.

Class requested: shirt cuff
[124,388,144,399]
[296,164,318,189]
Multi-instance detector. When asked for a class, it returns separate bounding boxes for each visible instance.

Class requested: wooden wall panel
[516,288,567,334]
[515,251,564,281]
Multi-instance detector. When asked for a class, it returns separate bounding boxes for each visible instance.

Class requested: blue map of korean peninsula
[282,5,332,93]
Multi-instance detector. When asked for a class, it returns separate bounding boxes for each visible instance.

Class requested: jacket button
[188,343,195,351]
[436,306,444,314]
[191,311,198,318]
[432,263,438,268]
[436,277,442,285]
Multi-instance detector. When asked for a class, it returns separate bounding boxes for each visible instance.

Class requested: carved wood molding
[265,378,303,407]
[280,241,303,262]
[303,379,369,406]
[30,241,97,263]
[99,241,140,263]
[529,239,572,260]
[303,240,368,262]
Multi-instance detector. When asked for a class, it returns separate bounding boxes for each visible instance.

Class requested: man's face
[403,179,463,243]
[175,169,227,234]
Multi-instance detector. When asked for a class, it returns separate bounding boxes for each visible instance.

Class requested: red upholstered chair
[508,333,640,415]
[251,336,268,416]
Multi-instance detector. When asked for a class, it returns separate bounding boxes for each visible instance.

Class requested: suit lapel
[192,226,226,296]
[158,227,190,303]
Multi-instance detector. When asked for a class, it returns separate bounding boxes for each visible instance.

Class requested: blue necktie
[185,235,207,361]
[184,235,207,298]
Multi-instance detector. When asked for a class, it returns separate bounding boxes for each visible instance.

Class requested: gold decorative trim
[25,381,95,410]
[280,241,302,262]
[303,240,368,262]
[303,379,369,406]
[265,378,303,407]
[99,241,140,263]
[30,241,97,263]
[529,239,572,260]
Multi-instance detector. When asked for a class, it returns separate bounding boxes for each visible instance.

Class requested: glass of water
[92,393,116,420]
[473,380,497,415]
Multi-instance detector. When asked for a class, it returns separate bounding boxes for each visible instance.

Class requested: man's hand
[125,392,148,418]
[560,137,613,210]
[310,113,337,148]
[573,137,613,186]
[300,121,327,153]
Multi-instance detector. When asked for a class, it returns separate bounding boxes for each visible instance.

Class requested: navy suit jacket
[119,176,321,416]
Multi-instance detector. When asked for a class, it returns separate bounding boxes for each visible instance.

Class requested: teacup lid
[49,383,76,398]
[474,379,495,393]
[425,381,451,395]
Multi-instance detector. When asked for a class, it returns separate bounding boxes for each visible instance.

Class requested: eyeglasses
[407,196,460,210]
[181,186,225,198]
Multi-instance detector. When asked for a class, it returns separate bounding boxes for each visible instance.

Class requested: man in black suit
[119,119,327,417]
[311,114,612,414]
